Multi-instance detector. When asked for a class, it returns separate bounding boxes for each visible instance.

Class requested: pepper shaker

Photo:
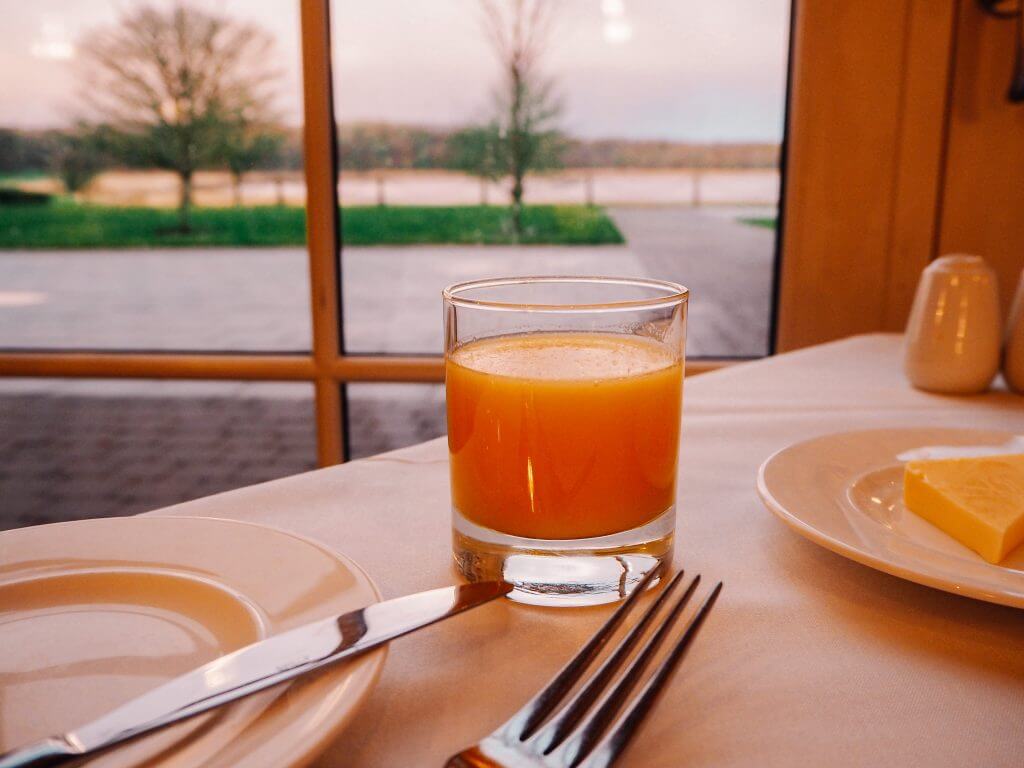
[904,254,1002,394]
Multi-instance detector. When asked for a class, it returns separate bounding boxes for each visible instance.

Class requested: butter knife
[0,579,512,768]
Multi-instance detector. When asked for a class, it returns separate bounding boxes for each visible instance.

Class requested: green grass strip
[0,203,624,249]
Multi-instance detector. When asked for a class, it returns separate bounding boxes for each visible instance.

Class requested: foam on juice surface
[450,332,677,381]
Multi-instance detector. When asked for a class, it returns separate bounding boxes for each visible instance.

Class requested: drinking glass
[443,277,688,606]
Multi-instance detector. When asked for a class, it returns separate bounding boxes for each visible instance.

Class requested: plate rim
[756,427,1024,609]
[1,514,388,768]
[184,515,389,768]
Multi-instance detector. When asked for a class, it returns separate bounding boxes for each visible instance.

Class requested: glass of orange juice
[444,277,687,606]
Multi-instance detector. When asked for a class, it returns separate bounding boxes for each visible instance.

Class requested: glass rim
[442,276,688,312]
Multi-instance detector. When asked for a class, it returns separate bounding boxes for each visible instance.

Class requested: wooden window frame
[0,0,740,467]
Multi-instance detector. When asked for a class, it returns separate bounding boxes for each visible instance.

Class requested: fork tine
[582,582,723,768]
[530,570,688,755]
[557,574,703,768]
[501,565,663,742]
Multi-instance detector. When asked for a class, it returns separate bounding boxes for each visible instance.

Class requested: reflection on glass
[333,0,789,357]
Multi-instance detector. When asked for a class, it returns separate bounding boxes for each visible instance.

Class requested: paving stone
[0,391,320,531]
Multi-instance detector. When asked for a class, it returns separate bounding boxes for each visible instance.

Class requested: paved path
[0,207,775,529]
[607,206,775,357]
[0,207,773,357]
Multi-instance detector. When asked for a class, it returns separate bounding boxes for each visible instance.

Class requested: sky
[0,0,790,142]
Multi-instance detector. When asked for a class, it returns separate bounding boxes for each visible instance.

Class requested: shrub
[0,187,53,206]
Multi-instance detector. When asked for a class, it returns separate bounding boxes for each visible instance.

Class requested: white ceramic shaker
[904,254,1001,394]
[1004,268,1024,394]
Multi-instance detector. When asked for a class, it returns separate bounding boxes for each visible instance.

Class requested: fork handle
[0,738,80,768]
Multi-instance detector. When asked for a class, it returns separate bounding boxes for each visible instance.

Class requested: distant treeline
[0,127,305,176]
[337,123,779,170]
[568,139,778,169]
[0,123,779,176]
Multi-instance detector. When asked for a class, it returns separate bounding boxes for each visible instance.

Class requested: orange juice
[446,332,683,540]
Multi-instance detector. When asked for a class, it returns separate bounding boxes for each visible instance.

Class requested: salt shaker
[1004,268,1024,394]
[904,254,1001,394]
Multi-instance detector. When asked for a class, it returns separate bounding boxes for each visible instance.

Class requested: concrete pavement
[608,206,775,357]
[0,208,773,356]
[0,206,775,529]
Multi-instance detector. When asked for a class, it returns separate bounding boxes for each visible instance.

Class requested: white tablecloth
[156,334,1024,767]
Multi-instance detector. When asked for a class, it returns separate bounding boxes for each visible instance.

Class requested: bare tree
[479,0,564,236]
[77,3,279,230]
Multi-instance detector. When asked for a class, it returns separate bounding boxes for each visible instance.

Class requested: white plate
[756,428,1024,608]
[0,516,385,768]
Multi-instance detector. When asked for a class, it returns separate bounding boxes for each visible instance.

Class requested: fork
[446,567,722,768]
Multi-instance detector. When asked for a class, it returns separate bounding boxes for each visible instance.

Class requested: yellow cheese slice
[903,453,1024,564]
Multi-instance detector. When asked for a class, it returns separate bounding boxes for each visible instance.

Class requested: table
[155,334,1024,767]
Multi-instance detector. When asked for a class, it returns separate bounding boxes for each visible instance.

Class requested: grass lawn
[740,217,777,229]
[0,202,623,249]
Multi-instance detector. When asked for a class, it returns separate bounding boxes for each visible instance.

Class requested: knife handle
[0,738,80,768]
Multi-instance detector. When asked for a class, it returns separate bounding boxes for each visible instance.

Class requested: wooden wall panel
[883,0,962,329]
[776,0,957,351]
[938,0,1024,317]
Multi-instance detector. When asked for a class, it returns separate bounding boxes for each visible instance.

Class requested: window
[1,1,312,352]
[332,0,791,452]
[0,0,320,529]
[0,0,793,528]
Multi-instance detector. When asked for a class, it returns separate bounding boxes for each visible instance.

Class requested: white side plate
[0,516,386,768]
[757,428,1024,608]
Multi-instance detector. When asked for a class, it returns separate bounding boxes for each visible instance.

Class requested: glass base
[452,507,675,607]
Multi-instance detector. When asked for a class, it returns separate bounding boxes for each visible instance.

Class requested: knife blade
[0,579,512,768]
